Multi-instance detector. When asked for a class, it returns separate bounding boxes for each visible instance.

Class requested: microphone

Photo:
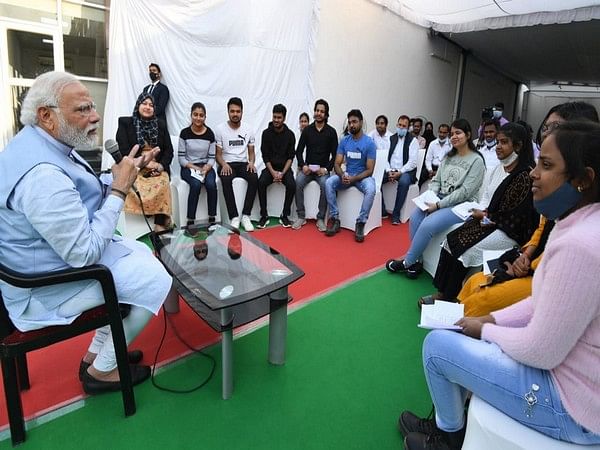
[104,139,138,194]
[104,139,122,163]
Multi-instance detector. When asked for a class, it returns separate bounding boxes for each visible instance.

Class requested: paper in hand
[413,190,441,211]
[418,301,464,330]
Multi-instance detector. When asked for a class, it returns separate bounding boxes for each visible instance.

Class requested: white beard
[57,113,97,148]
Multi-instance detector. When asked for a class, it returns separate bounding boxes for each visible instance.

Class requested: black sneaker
[398,409,438,437]
[257,216,269,229]
[385,259,408,274]
[355,222,365,242]
[208,216,216,224]
[325,218,340,236]
[279,216,292,228]
[406,262,423,279]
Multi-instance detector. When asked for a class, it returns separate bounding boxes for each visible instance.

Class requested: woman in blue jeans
[398,120,600,450]
[178,102,218,225]
[386,118,485,279]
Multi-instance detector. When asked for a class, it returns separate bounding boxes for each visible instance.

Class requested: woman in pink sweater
[399,120,600,450]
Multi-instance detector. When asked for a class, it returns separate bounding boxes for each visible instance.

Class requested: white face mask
[500,151,519,167]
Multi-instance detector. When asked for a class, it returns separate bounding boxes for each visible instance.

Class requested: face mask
[149,72,159,82]
[438,137,447,144]
[533,181,582,220]
[500,151,518,167]
[485,138,496,145]
[397,127,408,138]
[493,110,502,119]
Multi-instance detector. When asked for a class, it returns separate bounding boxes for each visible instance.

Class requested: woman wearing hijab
[116,92,174,231]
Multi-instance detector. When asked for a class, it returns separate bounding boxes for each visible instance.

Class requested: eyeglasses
[541,121,561,134]
[46,102,98,117]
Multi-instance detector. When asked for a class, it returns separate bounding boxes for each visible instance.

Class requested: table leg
[268,286,288,365]
[220,308,234,399]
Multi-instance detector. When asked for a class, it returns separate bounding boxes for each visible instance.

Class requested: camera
[481,107,494,120]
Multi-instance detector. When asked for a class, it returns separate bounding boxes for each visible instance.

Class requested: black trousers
[432,248,469,299]
[219,162,258,219]
[257,169,296,218]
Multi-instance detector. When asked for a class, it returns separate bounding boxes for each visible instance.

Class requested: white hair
[20,71,80,126]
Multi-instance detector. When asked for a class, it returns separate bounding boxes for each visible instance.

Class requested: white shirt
[215,122,255,163]
[478,140,500,171]
[389,135,420,173]
[367,129,393,151]
[425,138,452,171]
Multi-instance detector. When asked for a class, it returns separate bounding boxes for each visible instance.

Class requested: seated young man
[324,109,376,243]
[256,104,296,228]
[215,97,257,232]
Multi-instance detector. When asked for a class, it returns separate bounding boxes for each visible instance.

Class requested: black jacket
[115,116,173,176]
[260,122,296,171]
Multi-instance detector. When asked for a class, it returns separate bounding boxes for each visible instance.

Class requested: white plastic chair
[336,148,387,235]
[382,148,427,223]
[463,396,600,450]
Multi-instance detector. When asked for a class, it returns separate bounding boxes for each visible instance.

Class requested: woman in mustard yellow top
[458,216,552,316]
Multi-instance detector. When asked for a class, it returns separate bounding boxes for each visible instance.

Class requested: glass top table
[155,223,304,399]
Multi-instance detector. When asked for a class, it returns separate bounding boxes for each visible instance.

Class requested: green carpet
[1,270,435,449]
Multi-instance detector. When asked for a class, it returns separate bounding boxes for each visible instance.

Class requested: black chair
[0,262,135,446]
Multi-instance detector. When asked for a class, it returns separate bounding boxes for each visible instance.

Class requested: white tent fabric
[103,0,319,171]
[371,0,600,32]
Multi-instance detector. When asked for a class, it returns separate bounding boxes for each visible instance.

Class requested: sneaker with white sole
[292,218,306,230]
[279,216,292,228]
[230,216,240,229]
[241,215,254,232]
[257,216,269,229]
[316,218,326,232]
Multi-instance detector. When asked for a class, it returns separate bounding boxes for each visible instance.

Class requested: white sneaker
[241,215,254,232]
[292,218,307,230]
[316,218,326,232]
[230,216,240,229]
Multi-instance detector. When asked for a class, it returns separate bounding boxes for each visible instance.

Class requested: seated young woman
[398,119,600,449]
[116,92,173,231]
[385,118,485,279]
[458,216,552,316]
[420,122,538,305]
[178,102,218,226]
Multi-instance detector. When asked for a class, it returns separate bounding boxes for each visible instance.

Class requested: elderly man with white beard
[0,71,179,394]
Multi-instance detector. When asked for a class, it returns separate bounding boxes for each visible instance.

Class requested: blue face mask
[533,181,582,220]
[397,127,408,137]
[493,110,502,119]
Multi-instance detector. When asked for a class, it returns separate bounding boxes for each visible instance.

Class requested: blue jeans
[382,170,415,222]
[423,330,600,444]
[295,171,329,220]
[405,207,462,266]
[180,166,217,219]
[325,175,376,223]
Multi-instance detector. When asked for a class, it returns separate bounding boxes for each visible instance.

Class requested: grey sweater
[430,150,485,208]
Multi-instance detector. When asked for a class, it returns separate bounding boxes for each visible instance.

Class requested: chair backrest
[415,148,427,181]
[373,148,389,189]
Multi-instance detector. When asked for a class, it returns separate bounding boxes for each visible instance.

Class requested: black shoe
[82,364,151,395]
[79,350,144,381]
[398,409,437,437]
[406,262,423,279]
[257,216,269,229]
[279,216,292,228]
[208,216,216,224]
[325,218,341,236]
[404,428,465,450]
[385,259,407,274]
[355,222,365,242]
